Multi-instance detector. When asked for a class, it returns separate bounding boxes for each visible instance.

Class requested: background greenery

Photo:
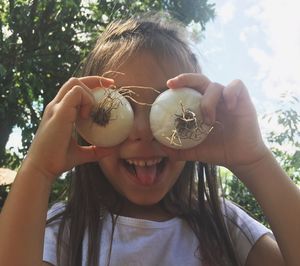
[1,0,299,227]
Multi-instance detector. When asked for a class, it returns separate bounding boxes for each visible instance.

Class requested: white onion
[150,88,211,149]
[76,88,134,147]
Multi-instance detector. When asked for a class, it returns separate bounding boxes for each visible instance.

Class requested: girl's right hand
[164,73,268,172]
[22,76,116,184]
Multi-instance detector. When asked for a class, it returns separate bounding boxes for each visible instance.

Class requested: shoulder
[43,202,67,266]
[45,202,68,238]
[221,200,274,265]
[221,199,272,241]
[47,202,66,221]
[45,202,67,240]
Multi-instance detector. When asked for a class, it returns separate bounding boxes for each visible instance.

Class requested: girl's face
[98,52,186,216]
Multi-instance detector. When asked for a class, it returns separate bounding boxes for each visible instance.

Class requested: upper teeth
[126,158,162,167]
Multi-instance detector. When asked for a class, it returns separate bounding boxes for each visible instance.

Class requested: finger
[223,79,254,113]
[54,76,114,103]
[222,79,242,110]
[201,82,224,125]
[57,85,95,121]
[167,73,211,94]
[90,76,115,88]
[167,73,224,125]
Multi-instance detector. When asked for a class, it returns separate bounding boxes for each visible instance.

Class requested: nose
[127,107,154,142]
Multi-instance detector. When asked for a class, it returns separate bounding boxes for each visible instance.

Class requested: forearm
[231,150,300,266]
[0,161,53,266]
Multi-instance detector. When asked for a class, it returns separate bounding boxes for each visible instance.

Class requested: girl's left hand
[162,73,269,171]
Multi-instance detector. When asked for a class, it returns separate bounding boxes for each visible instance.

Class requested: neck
[118,200,174,221]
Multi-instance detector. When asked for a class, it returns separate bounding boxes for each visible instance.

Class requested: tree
[0,0,215,167]
[265,95,300,184]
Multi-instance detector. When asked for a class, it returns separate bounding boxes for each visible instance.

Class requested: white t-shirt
[43,201,272,266]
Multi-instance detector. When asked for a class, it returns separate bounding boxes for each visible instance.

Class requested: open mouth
[122,157,167,186]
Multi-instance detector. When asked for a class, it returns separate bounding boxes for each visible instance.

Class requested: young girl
[0,14,299,266]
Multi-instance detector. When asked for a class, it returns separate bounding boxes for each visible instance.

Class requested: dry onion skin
[150,88,212,149]
[76,88,134,147]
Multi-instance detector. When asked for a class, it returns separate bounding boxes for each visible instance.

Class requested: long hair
[47,14,239,266]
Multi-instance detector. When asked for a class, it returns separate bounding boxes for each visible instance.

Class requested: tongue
[134,165,157,185]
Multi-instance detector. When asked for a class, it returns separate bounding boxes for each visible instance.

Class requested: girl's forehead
[107,52,188,89]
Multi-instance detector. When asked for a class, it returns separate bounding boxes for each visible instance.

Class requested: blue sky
[6,0,300,152]
[195,0,300,144]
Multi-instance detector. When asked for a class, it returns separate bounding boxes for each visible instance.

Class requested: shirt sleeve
[223,200,274,266]
[43,203,66,266]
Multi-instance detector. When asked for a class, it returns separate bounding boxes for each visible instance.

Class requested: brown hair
[47,14,239,266]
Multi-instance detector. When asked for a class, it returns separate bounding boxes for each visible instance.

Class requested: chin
[125,193,164,207]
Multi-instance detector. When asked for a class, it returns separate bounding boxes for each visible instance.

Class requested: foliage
[265,95,300,184]
[222,173,270,226]
[0,0,215,207]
